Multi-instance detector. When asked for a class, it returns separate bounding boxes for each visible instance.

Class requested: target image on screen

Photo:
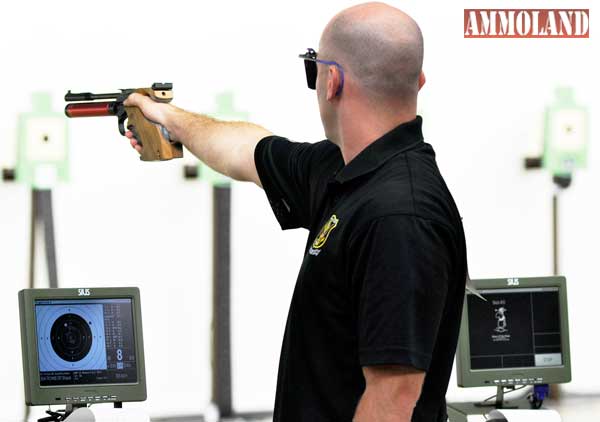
[35,298,138,386]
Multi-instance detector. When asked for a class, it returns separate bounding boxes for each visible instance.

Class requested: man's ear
[418,71,426,91]
[326,66,341,101]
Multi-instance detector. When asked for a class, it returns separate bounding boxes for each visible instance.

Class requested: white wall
[0,0,597,420]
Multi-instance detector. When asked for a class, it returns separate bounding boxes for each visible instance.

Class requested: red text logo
[464,9,589,38]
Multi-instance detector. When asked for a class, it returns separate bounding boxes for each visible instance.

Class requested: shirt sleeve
[254,135,335,230]
[350,214,453,371]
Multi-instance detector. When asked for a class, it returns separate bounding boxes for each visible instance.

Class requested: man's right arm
[124,93,273,188]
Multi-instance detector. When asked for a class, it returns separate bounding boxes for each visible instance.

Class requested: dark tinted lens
[303,60,317,89]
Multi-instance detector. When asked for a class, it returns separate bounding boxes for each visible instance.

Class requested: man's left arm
[353,365,424,422]
[349,214,454,421]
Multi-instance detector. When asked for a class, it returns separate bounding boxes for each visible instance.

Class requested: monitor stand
[447,387,549,422]
[448,397,532,417]
[36,402,128,422]
[475,386,521,409]
[36,403,87,422]
[62,404,149,422]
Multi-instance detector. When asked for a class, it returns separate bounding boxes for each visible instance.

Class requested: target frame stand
[179,92,273,422]
[11,92,70,422]
[14,92,70,292]
[523,86,589,402]
[524,86,589,275]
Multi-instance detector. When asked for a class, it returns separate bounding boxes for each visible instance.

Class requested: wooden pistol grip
[126,88,183,162]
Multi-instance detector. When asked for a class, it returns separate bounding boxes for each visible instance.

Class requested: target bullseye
[50,313,93,362]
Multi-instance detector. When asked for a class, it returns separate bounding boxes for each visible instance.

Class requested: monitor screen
[467,287,562,371]
[455,277,571,388]
[35,298,137,386]
[19,287,146,406]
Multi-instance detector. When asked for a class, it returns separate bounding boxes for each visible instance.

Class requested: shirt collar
[333,116,424,185]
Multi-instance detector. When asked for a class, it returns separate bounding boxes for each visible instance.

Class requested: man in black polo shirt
[125,2,467,421]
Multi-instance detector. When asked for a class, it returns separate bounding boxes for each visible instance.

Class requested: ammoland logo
[464,9,589,38]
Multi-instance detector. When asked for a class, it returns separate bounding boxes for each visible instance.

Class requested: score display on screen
[34,298,137,386]
[467,287,563,371]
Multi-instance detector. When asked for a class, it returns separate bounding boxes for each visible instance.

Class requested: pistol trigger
[117,111,127,136]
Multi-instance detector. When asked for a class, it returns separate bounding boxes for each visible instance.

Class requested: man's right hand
[121,92,270,188]
[124,93,174,154]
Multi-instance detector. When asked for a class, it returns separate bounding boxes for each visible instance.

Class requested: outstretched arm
[124,93,273,187]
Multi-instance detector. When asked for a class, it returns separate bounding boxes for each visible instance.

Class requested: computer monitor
[456,276,571,388]
[19,287,146,406]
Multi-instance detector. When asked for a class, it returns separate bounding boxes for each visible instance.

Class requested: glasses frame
[298,48,345,95]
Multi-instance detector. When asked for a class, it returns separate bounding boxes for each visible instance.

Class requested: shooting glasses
[298,48,345,95]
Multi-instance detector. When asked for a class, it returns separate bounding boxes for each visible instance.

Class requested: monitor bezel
[456,276,571,388]
[19,287,147,406]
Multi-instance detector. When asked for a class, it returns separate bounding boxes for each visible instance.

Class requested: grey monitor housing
[456,276,571,388]
[19,287,146,406]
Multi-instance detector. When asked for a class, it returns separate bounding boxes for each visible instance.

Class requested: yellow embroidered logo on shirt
[312,214,339,250]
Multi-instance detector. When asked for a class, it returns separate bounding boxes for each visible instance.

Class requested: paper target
[36,304,107,372]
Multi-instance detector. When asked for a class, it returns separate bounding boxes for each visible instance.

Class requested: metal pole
[552,193,559,276]
[550,190,561,400]
[40,189,58,288]
[26,189,59,421]
[28,190,37,289]
[29,189,59,288]
[212,185,233,417]
[495,386,505,408]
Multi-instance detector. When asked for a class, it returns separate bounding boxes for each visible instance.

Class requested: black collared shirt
[254,117,467,422]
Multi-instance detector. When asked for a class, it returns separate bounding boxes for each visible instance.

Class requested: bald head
[320,2,423,101]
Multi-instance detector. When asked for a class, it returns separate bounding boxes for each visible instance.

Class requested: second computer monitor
[456,276,571,388]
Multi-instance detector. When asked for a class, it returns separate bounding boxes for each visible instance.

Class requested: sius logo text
[78,288,91,296]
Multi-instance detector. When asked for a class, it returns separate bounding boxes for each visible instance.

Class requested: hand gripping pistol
[65,83,183,161]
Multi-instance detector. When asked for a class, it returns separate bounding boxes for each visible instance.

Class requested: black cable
[37,404,91,422]
[527,391,545,409]
[38,407,67,422]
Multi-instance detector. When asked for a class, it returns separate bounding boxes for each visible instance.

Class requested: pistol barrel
[65,102,117,118]
[64,91,122,101]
